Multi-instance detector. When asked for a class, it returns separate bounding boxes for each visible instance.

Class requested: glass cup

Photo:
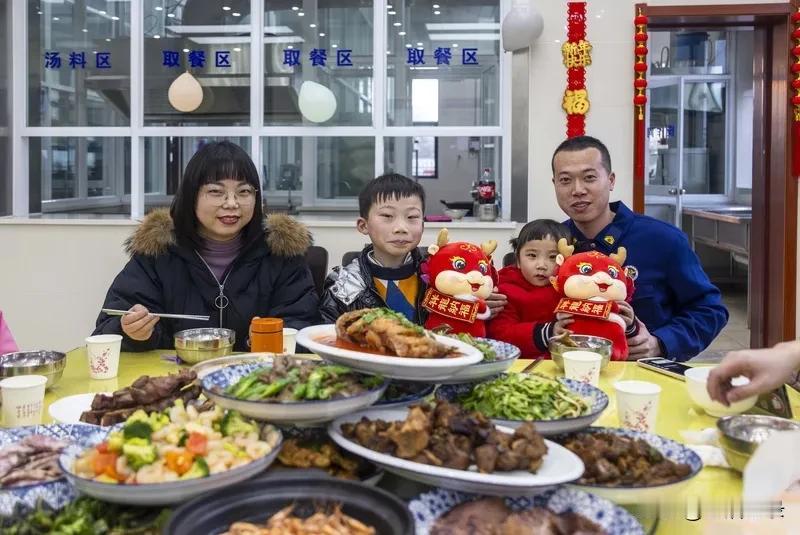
[283,328,298,354]
[1,375,47,427]
[562,350,602,386]
[85,334,122,379]
[614,380,662,433]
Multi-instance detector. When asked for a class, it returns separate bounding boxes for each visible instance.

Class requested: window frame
[11,0,512,220]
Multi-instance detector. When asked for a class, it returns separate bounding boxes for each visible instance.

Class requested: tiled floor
[690,283,749,363]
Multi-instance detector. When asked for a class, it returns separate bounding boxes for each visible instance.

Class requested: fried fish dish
[335,308,459,358]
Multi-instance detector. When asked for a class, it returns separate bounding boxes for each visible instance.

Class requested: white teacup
[563,350,602,387]
[614,380,661,433]
[283,328,298,354]
[85,334,122,379]
[1,375,47,427]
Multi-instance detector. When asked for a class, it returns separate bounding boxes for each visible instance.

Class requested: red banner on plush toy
[421,229,498,338]
[555,298,613,319]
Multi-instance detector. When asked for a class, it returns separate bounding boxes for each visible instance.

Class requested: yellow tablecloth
[42,350,800,534]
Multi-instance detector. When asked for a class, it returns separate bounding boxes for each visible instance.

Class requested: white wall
[0,220,516,352]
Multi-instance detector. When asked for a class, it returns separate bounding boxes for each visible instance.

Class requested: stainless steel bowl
[548,334,613,371]
[0,350,67,389]
[174,328,236,364]
[717,415,800,471]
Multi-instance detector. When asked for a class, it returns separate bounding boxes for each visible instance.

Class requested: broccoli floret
[122,440,157,470]
[148,412,170,431]
[220,410,258,437]
[122,420,153,441]
[106,431,124,453]
[180,457,209,480]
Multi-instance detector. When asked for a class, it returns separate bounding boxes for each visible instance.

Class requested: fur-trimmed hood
[124,208,312,257]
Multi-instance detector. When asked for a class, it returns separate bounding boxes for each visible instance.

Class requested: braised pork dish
[335,308,459,358]
[431,497,605,535]
[340,400,547,473]
[559,431,692,487]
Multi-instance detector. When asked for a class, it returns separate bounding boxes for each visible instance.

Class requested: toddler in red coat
[488,220,574,358]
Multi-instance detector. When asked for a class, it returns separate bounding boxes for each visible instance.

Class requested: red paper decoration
[633,9,648,121]
[562,2,590,138]
[792,8,800,176]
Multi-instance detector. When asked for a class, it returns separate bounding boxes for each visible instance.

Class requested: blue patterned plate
[375,381,435,409]
[436,375,608,436]
[201,361,388,425]
[437,338,521,384]
[0,423,107,516]
[409,486,644,535]
[554,426,704,504]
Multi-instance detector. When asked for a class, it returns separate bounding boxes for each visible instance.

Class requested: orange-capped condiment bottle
[249,317,283,352]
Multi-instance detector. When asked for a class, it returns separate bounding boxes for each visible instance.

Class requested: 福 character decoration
[551,239,636,360]
[421,229,497,337]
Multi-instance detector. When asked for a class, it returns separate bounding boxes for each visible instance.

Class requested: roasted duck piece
[335,308,459,358]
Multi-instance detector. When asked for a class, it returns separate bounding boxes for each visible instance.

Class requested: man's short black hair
[358,173,426,218]
[551,135,612,174]
[510,219,572,257]
[171,141,264,251]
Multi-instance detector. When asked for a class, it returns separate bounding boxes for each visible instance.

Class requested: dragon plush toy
[421,229,497,337]
[551,238,636,361]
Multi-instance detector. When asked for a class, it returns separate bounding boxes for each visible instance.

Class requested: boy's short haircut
[358,173,426,218]
[510,219,572,257]
[551,135,612,174]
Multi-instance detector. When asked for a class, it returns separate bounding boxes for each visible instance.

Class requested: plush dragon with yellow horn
[551,238,637,361]
[421,229,498,338]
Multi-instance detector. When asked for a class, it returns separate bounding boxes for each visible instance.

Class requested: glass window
[683,81,727,195]
[263,1,373,126]
[649,30,729,76]
[384,136,501,210]
[387,0,500,126]
[262,137,375,210]
[144,137,251,210]
[0,0,10,215]
[27,0,131,126]
[143,0,251,126]
[28,137,131,214]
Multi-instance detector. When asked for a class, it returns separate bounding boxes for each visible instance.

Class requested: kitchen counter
[683,206,751,257]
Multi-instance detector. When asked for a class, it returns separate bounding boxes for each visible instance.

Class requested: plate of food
[165,476,414,535]
[328,401,584,496]
[554,427,703,504]
[410,486,644,535]
[436,336,521,384]
[268,426,383,485]
[76,369,204,426]
[436,373,608,435]
[375,381,436,409]
[0,423,107,516]
[49,392,111,425]
[296,309,483,381]
[59,402,282,506]
[201,355,389,425]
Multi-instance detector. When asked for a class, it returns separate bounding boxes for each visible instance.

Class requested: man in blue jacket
[551,135,728,361]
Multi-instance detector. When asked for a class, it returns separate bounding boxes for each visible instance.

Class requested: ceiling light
[167,13,175,18]
[405,43,412,48]
[183,48,190,52]
[319,32,325,37]
[222,6,231,11]
[388,11,396,15]
[287,45,294,49]
[416,42,423,46]
[393,22,402,27]
[398,31,406,36]
[154,34,160,39]
[82,28,88,32]
[111,16,119,20]
[452,43,458,47]
[37,11,42,15]
[105,38,111,42]
[387,4,393,9]
[232,12,241,17]
[433,4,440,8]
[233,47,241,51]
[434,10,440,15]
[386,50,391,54]
[332,44,338,48]
[310,23,316,28]
[99,10,106,15]
[292,6,299,10]
[155,6,163,11]
[298,12,305,17]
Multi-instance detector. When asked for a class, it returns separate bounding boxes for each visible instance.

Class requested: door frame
[633,3,798,348]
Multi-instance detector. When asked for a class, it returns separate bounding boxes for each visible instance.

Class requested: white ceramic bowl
[685,366,757,417]
[444,208,468,220]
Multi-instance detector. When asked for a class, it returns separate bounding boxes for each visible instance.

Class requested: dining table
[41,348,800,535]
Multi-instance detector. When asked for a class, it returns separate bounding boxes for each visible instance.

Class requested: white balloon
[501,0,544,52]
[298,80,337,123]
[168,72,204,112]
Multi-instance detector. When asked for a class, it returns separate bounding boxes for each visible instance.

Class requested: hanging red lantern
[791,8,800,176]
[634,15,649,25]
[634,95,648,106]
[634,78,648,89]
[634,32,648,42]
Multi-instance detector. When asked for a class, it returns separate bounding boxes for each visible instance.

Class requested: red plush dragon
[551,238,636,361]
[421,229,497,337]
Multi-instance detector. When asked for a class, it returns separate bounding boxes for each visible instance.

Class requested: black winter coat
[93,209,320,352]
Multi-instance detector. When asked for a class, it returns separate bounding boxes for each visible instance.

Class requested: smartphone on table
[636,357,692,381]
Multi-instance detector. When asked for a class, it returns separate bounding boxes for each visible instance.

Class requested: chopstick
[520,356,544,374]
[101,308,210,321]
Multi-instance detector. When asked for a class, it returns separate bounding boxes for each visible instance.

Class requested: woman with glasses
[92,141,319,352]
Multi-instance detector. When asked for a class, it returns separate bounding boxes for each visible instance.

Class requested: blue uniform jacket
[565,202,729,361]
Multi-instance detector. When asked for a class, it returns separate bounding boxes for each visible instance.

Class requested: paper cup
[563,350,602,386]
[283,328,298,354]
[1,375,47,427]
[614,380,661,433]
[85,334,122,379]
